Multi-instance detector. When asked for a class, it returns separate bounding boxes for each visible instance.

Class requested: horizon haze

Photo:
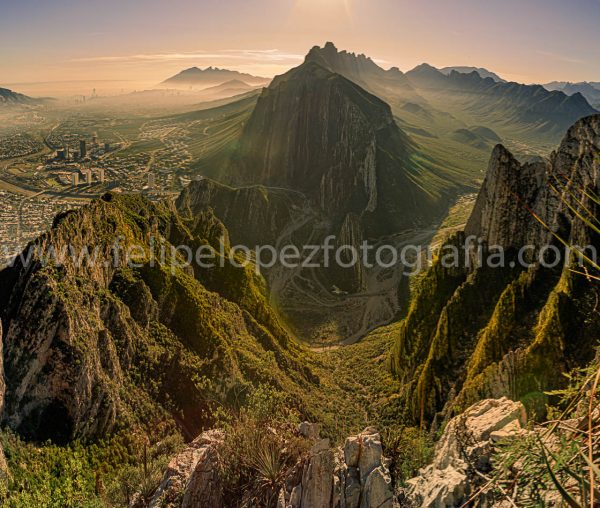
[2,0,600,96]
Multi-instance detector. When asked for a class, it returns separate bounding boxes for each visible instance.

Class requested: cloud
[71,49,304,64]
[535,50,586,66]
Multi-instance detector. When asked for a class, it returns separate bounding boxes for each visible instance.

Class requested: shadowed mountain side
[224,59,453,236]
[405,64,598,143]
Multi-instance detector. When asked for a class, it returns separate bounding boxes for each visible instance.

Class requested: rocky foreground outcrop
[149,423,394,508]
[401,398,527,507]
[148,430,224,508]
[149,398,538,508]
[282,423,394,508]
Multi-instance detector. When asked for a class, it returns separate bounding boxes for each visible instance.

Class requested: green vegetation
[0,430,183,508]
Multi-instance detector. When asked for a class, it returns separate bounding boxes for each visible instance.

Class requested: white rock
[360,466,394,508]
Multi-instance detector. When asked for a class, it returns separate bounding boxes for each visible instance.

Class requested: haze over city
[2,0,600,96]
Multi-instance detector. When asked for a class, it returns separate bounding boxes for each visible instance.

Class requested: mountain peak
[440,66,506,82]
[160,67,269,87]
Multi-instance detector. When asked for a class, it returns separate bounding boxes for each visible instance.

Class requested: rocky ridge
[0,193,315,443]
[392,114,600,424]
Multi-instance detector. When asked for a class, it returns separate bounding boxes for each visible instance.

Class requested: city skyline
[2,0,600,95]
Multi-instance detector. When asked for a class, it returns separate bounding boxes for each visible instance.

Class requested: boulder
[360,466,393,508]
[149,430,224,508]
[343,436,360,468]
[404,398,527,508]
[299,421,322,440]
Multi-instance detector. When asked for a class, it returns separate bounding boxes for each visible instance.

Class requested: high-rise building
[80,139,87,158]
[104,142,110,152]
[98,168,106,183]
[71,173,79,186]
[85,170,93,185]
[57,149,66,160]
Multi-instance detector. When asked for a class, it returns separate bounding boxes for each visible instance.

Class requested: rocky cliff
[392,114,600,424]
[226,56,442,235]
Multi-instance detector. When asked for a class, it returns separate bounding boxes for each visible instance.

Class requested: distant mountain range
[160,66,270,88]
[194,79,261,100]
[404,63,597,141]
[283,43,597,145]
[544,81,600,109]
[439,66,506,82]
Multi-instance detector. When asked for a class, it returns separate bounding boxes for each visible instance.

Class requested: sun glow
[291,0,353,23]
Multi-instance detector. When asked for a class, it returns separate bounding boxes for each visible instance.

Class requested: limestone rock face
[466,114,600,250]
[403,398,527,508]
[360,466,393,508]
[301,439,336,508]
[149,430,224,508]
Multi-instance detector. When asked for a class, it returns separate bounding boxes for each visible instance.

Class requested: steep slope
[160,67,269,88]
[405,65,598,143]
[0,193,317,444]
[392,114,600,424]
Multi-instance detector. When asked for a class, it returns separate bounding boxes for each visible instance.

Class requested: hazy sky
[2,0,599,93]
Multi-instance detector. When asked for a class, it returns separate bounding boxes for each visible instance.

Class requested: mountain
[185,45,494,341]
[200,79,254,93]
[193,79,261,101]
[0,87,38,106]
[450,126,502,149]
[0,193,318,444]
[544,81,600,109]
[439,66,506,82]
[405,64,598,142]
[224,56,449,234]
[392,114,600,424]
[160,67,269,88]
